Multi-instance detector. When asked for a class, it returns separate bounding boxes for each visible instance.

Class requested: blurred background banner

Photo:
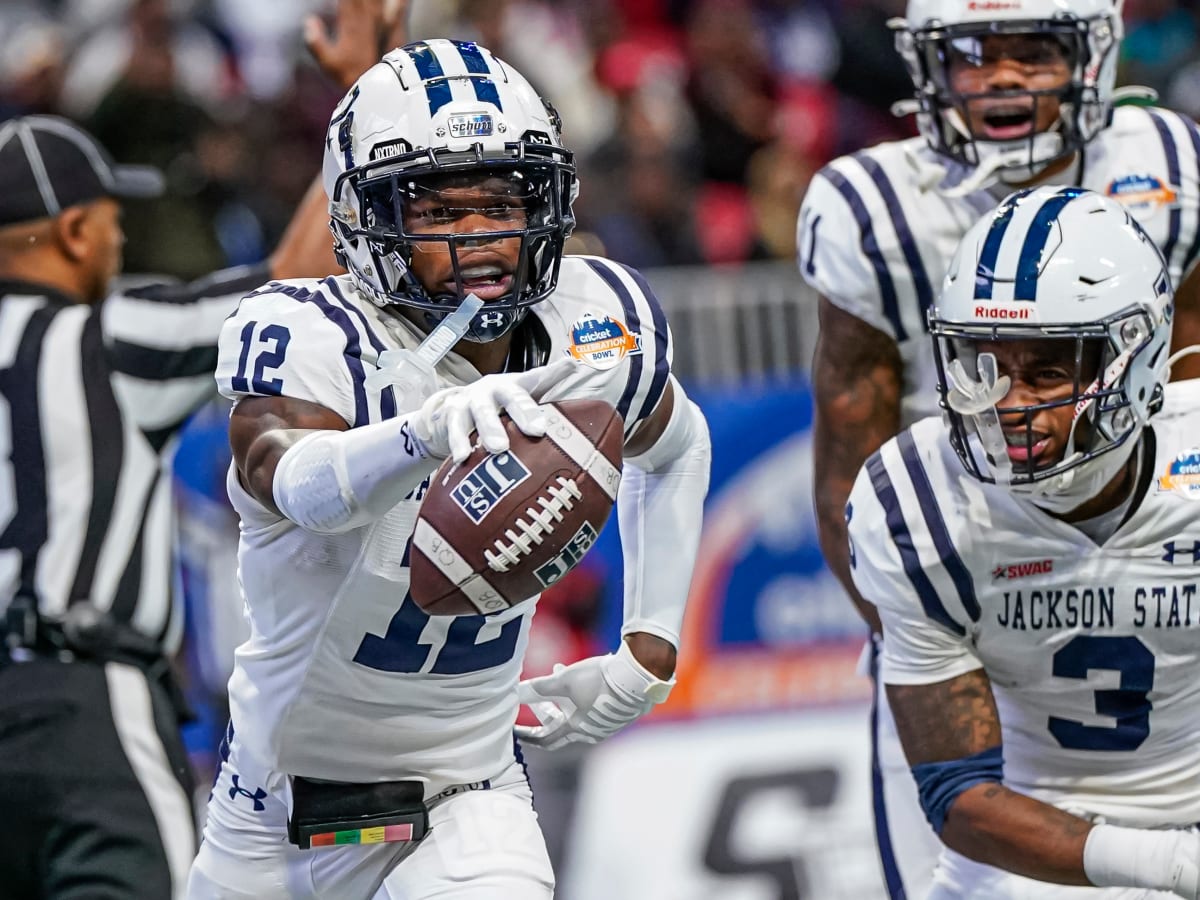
[561,708,884,900]
[586,375,869,718]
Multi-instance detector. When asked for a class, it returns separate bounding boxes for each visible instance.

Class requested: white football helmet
[323,39,577,342]
[931,186,1172,513]
[892,0,1123,184]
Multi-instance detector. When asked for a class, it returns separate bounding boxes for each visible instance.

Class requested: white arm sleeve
[272,413,439,534]
[618,379,712,648]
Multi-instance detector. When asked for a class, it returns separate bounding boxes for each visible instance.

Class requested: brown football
[409,398,623,616]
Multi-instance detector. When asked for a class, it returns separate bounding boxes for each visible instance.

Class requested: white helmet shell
[931,186,1172,512]
[322,39,577,342]
[893,0,1123,184]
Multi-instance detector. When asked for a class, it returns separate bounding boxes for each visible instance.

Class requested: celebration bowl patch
[1159,448,1200,498]
[1106,174,1178,215]
[566,314,642,370]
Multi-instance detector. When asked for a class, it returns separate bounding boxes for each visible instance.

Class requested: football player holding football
[185,39,710,900]
[798,2,1200,894]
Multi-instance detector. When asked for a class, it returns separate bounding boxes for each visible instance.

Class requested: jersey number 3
[1049,635,1154,752]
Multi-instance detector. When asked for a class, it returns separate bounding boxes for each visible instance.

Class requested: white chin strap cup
[947,354,1014,485]
[941,128,1067,199]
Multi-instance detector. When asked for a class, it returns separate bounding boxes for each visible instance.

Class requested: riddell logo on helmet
[974,305,1033,320]
[967,0,1023,9]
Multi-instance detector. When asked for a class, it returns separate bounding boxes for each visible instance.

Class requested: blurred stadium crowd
[4,0,1195,277]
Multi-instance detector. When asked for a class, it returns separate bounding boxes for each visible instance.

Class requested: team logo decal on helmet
[322,39,578,343]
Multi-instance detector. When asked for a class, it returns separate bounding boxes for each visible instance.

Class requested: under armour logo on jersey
[1162,541,1200,564]
[229,775,267,811]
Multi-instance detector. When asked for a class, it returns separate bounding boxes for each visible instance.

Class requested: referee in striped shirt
[0,115,336,899]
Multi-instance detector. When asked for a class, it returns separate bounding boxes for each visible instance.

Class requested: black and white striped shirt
[0,265,267,653]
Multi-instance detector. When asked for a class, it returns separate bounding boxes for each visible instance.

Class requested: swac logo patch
[1158,448,1200,498]
[451,452,531,523]
[448,113,494,139]
[1106,175,1179,216]
[992,559,1054,580]
[566,313,642,371]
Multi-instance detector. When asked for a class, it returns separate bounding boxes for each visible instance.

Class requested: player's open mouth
[1004,430,1051,463]
[448,266,512,301]
[979,106,1036,141]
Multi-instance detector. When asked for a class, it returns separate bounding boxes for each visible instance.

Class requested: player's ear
[51,205,92,264]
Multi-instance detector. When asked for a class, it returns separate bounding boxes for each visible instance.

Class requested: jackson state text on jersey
[212,256,670,787]
[847,390,1200,828]
[798,106,1200,428]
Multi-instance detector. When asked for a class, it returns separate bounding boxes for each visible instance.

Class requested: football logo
[534,521,599,588]
[451,452,531,523]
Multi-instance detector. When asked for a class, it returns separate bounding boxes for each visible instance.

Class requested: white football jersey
[214,256,671,788]
[848,388,1200,828]
[799,106,1200,427]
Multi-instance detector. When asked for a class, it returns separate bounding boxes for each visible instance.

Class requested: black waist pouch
[287,776,429,850]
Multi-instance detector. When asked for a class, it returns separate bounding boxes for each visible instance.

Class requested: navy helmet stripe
[897,431,981,623]
[1148,110,1184,273]
[975,188,1030,300]
[866,452,966,637]
[452,41,503,110]
[584,258,645,431]
[821,168,907,341]
[406,42,454,115]
[1015,187,1086,300]
[855,153,935,325]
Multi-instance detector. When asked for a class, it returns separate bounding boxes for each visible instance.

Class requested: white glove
[412,357,577,463]
[513,640,675,750]
[1083,823,1200,899]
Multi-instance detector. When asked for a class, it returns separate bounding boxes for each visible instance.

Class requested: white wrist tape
[610,640,675,704]
[272,415,440,534]
[620,386,712,648]
[1083,823,1200,897]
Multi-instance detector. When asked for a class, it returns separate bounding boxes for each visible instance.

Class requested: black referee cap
[0,115,165,227]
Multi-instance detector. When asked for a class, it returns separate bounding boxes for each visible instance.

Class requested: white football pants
[186,730,554,900]
[868,637,944,899]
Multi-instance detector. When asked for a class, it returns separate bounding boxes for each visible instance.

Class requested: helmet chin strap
[938,104,1068,198]
[950,342,1143,514]
[1009,437,1137,515]
[941,131,1067,198]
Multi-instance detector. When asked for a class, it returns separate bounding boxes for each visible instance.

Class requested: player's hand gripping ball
[410,399,623,616]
